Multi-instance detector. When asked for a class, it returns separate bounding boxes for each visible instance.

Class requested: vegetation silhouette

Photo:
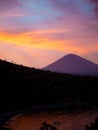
[0,59,98,113]
[85,117,98,130]
[40,122,57,130]
[0,126,12,130]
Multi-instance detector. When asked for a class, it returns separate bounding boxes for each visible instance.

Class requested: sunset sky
[0,0,98,68]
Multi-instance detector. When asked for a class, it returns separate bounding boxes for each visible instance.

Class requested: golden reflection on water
[4,110,98,130]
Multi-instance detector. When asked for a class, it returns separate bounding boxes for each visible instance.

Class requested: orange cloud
[0,30,74,53]
[0,28,97,57]
[0,29,71,49]
[0,31,37,46]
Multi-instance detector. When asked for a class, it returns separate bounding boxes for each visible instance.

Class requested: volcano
[43,54,98,75]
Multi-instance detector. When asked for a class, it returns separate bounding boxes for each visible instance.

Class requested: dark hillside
[0,59,98,113]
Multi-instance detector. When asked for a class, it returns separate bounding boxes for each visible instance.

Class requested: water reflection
[4,110,98,130]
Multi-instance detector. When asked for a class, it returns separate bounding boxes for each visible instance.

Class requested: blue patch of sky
[15,0,63,31]
[1,0,64,32]
[19,0,61,23]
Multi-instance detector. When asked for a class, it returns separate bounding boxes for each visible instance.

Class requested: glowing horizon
[0,0,98,68]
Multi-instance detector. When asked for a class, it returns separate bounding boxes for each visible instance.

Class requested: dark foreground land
[0,59,98,113]
[0,59,98,129]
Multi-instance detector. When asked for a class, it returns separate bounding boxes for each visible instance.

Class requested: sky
[0,0,98,68]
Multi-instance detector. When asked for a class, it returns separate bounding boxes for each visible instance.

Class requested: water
[4,110,98,130]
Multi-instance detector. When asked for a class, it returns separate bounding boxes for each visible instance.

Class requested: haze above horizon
[0,0,98,68]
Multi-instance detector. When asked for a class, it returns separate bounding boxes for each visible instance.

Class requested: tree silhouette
[40,122,57,130]
[85,117,98,130]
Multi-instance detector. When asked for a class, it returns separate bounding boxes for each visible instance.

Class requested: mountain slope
[43,54,98,75]
[0,59,98,113]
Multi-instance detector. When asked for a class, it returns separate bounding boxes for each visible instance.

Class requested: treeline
[0,59,98,113]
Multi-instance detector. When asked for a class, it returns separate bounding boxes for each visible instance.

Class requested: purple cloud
[49,0,81,15]
[0,0,20,11]
[49,0,98,19]
[48,0,98,31]
[89,0,98,17]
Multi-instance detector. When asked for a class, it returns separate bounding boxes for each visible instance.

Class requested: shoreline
[0,103,98,129]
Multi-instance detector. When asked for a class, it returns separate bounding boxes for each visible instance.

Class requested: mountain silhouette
[43,54,98,75]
